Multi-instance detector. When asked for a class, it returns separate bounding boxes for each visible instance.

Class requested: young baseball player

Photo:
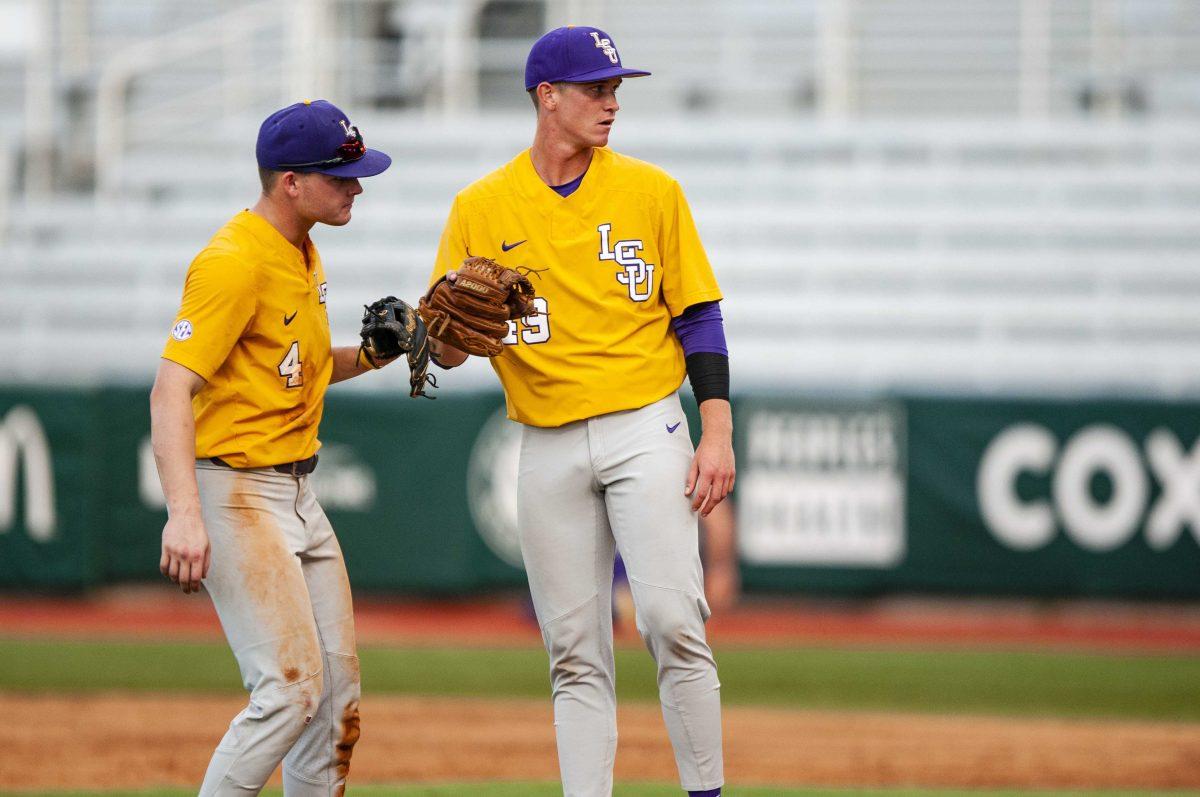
[150,100,396,796]
[427,26,733,797]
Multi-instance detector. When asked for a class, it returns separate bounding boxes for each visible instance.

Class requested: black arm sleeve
[685,352,730,404]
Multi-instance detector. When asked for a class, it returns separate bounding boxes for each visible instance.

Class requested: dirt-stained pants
[518,393,724,797]
[195,461,360,796]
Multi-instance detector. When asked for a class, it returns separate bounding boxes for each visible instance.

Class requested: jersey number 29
[503,297,551,346]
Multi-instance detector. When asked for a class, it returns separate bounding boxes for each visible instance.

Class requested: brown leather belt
[209,454,319,476]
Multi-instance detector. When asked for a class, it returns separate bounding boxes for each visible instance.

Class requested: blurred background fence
[1,0,1199,596]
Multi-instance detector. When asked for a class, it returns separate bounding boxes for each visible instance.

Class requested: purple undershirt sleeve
[671,300,728,357]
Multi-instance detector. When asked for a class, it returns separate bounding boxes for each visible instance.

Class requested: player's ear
[279,171,303,198]
[536,82,557,113]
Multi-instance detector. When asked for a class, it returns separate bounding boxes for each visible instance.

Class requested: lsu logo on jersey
[590,32,618,64]
[598,223,654,302]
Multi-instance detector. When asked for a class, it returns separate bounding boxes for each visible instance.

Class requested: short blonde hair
[258,167,282,193]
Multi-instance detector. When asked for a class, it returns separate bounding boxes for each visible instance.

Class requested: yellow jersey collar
[233,209,314,271]
[513,147,611,217]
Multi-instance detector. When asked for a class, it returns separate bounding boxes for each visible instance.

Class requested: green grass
[3,787,1198,797]
[1,638,1198,722]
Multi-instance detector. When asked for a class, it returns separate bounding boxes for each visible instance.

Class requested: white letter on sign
[1144,428,1200,551]
[977,423,1057,551]
[1052,425,1146,552]
[0,406,57,542]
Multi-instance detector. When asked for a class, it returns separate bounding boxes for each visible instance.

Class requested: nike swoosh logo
[666,422,681,434]
[501,239,526,252]
[284,311,298,326]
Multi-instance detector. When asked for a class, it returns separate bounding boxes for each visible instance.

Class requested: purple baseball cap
[256,100,391,178]
[524,26,650,91]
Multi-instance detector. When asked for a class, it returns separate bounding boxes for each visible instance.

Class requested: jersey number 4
[278,341,303,388]
[502,297,551,346]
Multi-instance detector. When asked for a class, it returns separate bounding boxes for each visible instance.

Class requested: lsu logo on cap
[171,319,193,341]
[590,31,618,64]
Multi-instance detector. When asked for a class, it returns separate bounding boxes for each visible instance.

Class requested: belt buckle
[289,454,317,477]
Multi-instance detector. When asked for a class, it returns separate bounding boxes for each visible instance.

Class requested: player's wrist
[698,399,733,437]
[700,429,733,448]
[165,494,204,519]
[356,346,381,371]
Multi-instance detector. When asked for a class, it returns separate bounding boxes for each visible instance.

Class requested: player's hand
[686,431,736,518]
[426,270,470,368]
[160,513,211,594]
[430,337,469,368]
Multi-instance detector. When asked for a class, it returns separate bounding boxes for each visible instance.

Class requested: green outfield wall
[1,387,1197,597]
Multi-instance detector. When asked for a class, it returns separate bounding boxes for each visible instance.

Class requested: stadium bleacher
[2,0,1199,396]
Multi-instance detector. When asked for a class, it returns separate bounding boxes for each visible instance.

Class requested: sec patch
[171,319,194,341]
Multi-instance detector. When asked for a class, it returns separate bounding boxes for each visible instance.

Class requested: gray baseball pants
[518,393,724,796]
[195,461,360,796]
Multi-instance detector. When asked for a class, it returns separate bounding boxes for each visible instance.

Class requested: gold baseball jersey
[162,210,332,467]
[431,146,721,427]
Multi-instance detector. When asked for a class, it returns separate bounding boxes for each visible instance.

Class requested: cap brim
[317,149,391,178]
[559,66,651,86]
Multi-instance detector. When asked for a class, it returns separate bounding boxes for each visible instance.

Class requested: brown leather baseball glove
[418,256,538,357]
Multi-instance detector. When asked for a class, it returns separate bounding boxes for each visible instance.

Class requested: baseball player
[150,100,395,796]
[427,26,733,797]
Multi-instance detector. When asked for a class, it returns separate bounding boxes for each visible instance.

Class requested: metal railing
[0,145,13,248]
[0,0,1197,204]
[93,1,283,199]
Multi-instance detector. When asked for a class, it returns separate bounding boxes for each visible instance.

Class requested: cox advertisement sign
[978,423,1200,554]
[904,398,1200,598]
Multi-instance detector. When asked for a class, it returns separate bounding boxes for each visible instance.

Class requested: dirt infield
[4,590,1200,790]
[4,692,1199,791]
